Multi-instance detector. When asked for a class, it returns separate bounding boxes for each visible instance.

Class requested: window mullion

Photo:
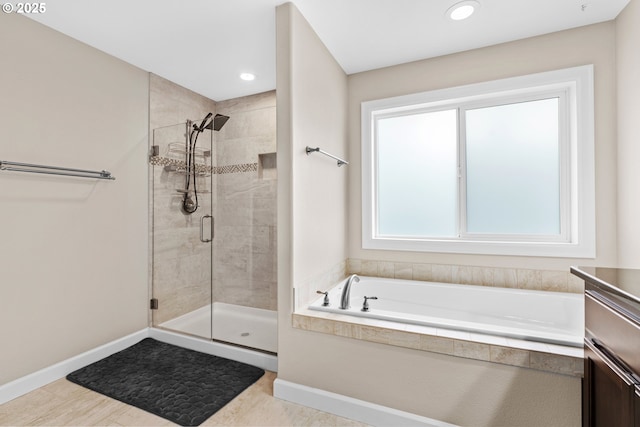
[458,107,467,239]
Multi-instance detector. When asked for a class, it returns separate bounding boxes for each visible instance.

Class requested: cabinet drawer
[583,339,636,426]
[636,387,640,426]
[586,292,640,376]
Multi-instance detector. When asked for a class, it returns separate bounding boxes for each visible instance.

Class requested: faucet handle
[361,296,378,312]
[316,290,330,306]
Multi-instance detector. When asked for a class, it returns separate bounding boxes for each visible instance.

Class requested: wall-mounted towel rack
[305,146,349,167]
[0,160,115,180]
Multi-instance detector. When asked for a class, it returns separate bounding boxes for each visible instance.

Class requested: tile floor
[0,371,367,426]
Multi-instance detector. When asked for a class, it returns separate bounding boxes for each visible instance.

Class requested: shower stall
[148,91,277,355]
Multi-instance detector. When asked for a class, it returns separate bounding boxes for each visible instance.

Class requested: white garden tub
[309,275,583,347]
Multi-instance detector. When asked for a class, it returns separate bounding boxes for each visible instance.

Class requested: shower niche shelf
[258,152,277,180]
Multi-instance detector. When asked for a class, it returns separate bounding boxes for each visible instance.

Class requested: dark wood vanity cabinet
[571,267,640,427]
[583,336,638,426]
[636,388,640,425]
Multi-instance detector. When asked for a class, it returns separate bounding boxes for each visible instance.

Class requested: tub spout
[340,274,360,309]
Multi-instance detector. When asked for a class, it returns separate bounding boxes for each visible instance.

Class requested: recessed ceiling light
[240,73,256,81]
[447,1,480,21]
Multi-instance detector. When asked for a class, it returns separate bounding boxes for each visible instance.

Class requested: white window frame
[361,65,595,258]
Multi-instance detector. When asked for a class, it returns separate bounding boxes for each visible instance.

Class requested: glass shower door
[150,120,214,339]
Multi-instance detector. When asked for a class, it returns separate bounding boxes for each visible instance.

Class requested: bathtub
[309,276,584,347]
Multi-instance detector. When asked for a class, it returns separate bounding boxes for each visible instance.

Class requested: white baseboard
[0,329,148,405]
[273,379,458,427]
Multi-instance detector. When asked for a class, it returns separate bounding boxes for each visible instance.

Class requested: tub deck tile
[333,320,355,338]
[490,346,530,367]
[453,341,491,361]
[293,310,583,377]
[388,329,422,349]
[530,352,583,377]
[420,335,455,355]
[357,325,392,345]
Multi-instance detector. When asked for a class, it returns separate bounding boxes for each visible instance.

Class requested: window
[361,65,595,257]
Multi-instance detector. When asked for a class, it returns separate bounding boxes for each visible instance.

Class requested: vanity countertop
[570,266,640,320]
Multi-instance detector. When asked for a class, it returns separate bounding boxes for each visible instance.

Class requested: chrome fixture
[0,160,115,180]
[339,274,360,309]
[361,296,378,312]
[316,290,330,306]
[305,146,349,167]
[200,215,213,243]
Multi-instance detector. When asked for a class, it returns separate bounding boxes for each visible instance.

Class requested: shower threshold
[159,302,277,354]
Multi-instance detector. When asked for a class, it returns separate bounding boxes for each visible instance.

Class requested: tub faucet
[340,274,360,309]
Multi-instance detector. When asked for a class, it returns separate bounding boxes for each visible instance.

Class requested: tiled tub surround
[293,259,583,377]
[347,259,586,294]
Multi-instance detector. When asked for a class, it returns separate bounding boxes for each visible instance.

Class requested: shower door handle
[200,215,213,243]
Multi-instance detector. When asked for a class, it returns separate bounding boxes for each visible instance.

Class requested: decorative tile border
[149,155,257,175]
[215,163,258,174]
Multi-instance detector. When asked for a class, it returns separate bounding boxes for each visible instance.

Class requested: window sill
[363,237,596,258]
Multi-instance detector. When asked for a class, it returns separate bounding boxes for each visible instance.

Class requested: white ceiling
[27,0,629,101]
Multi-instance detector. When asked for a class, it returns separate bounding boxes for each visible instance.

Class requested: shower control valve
[316,290,330,306]
[361,296,378,312]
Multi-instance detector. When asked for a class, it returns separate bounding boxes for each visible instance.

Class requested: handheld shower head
[196,112,213,132]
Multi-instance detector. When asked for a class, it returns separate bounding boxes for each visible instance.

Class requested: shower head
[202,114,230,131]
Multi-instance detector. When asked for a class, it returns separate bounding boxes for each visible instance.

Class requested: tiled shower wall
[214,91,277,311]
[150,76,277,324]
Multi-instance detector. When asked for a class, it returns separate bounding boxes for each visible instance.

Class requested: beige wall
[616,0,640,267]
[0,14,149,384]
[276,1,349,298]
[275,0,350,397]
[349,22,618,272]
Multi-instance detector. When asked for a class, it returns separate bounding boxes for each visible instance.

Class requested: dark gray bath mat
[66,338,264,426]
